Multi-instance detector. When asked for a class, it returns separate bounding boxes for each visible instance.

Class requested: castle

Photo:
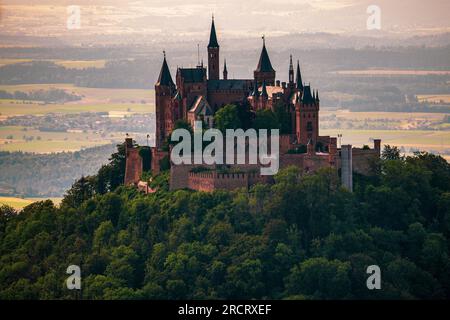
[124,17,381,192]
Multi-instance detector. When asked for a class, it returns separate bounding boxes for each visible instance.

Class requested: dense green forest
[0,145,449,299]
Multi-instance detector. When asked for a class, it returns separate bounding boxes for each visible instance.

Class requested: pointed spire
[289,54,294,84]
[316,90,319,101]
[256,36,274,72]
[197,43,200,66]
[156,51,174,87]
[208,15,219,48]
[296,60,303,90]
[261,80,268,98]
[174,90,182,101]
[252,78,259,97]
[223,59,228,80]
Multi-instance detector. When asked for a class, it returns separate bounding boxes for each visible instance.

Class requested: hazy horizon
[1,0,450,46]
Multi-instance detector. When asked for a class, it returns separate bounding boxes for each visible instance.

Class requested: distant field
[332,69,450,76]
[52,60,106,69]
[0,58,32,67]
[417,95,450,104]
[0,126,124,153]
[0,100,152,116]
[321,109,447,121]
[0,84,155,105]
[320,109,448,130]
[321,91,361,102]
[0,59,106,69]
[0,84,155,116]
[0,196,62,210]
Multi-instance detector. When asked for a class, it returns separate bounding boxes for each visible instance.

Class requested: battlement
[186,170,271,192]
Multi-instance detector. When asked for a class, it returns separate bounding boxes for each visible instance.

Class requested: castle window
[307,121,313,132]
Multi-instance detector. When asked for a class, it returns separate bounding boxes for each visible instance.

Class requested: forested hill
[0,148,449,299]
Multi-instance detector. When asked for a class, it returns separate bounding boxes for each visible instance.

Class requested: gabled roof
[208,17,219,48]
[178,67,206,83]
[156,54,174,86]
[255,38,275,73]
[189,96,213,116]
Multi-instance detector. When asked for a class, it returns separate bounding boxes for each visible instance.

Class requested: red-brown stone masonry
[125,148,142,186]
[208,90,247,110]
[186,171,272,192]
[297,103,319,146]
[151,148,168,175]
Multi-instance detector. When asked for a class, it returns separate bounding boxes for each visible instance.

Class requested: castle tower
[208,16,220,80]
[341,145,353,192]
[296,85,319,146]
[223,59,228,80]
[124,137,143,186]
[296,60,303,91]
[288,55,294,87]
[155,51,175,148]
[254,36,275,86]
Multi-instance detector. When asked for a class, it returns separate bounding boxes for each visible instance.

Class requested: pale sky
[1,0,449,43]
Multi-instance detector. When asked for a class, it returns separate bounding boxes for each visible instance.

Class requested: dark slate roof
[178,67,206,83]
[296,61,303,90]
[302,85,315,104]
[156,56,174,86]
[207,79,249,91]
[208,18,219,48]
[256,41,275,72]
